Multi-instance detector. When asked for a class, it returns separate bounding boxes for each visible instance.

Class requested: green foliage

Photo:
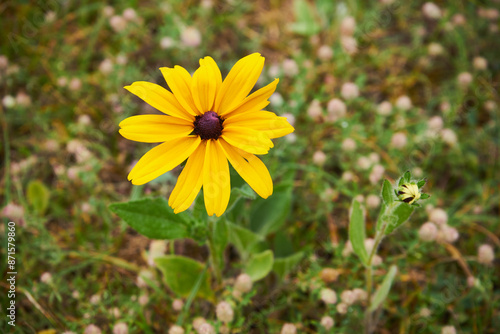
[381,179,394,206]
[226,221,264,259]
[289,0,321,36]
[349,200,369,265]
[369,265,398,312]
[250,183,293,236]
[245,250,274,281]
[109,198,189,240]
[384,202,415,235]
[155,255,213,300]
[27,180,50,215]
[273,252,304,280]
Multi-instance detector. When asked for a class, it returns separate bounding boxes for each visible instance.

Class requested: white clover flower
[113,322,128,334]
[168,325,185,334]
[395,95,412,110]
[281,323,297,334]
[234,273,252,293]
[341,138,356,151]
[429,208,448,225]
[441,326,456,334]
[313,151,327,166]
[216,301,234,323]
[109,15,127,32]
[340,290,356,305]
[440,128,458,146]
[307,100,323,121]
[422,2,442,19]
[391,132,407,149]
[172,298,184,312]
[320,288,337,304]
[419,222,438,241]
[317,45,333,60]
[340,16,356,36]
[366,194,381,208]
[341,82,359,100]
[181,27,201,47]
[377,101,392,116]
[84,324,102,334]
[320,316,334,330]
[478,244,495,265]
[457,72,473,88]
[473,57,488,70]
[336,302,348,314]
[282,59,299,77]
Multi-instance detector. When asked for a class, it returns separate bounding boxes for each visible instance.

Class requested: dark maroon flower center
[193,111,224,140]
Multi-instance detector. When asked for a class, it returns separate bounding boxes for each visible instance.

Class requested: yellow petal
[128,136,201,185]
[203,139,230,217]
[224,78,279,118]
[221,125,274,155]
[160,66,202,115]
[224,110,294,139]
[124,81,194,122]
[191,56,221,112]
[219,138,273,198]
[119,115,194,143]
[169,141,206,213]
[214,53,265,116]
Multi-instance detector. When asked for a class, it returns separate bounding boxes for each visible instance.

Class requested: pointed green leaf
[109,198,189,239]
[155,255,213,300]
[250,183,292,236]
[245,250,274,281]
[226,184,256,213]
[273,252,304,280]
[403,171,411,183]
[349,200,368,265]
[226,221,264,258]
[384,202,415,235]
[369,265,398,312]
[27,180,50,214]
[381,179,394,205]
[417,179,426,188]
[420,193,430,199]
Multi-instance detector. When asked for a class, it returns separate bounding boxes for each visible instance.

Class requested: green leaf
[192,193,208,222]
[289,0,321,36]
[245,250,274,281]
[212,218,228,266]
[273,231,294,258]
[226,184,256,213]
[369,265,398,312]
[349,200,368,265]
[381,179,394,205]
[250,184,292,236]
[227,221,264,258]
[403,170,411,183]
[27,180,50,214]
[109,197,189,240]
[155,255,213,300]
[384,202,415,235]
[420,193,430,199]
[273,252,304,280]
[417,179,426,188]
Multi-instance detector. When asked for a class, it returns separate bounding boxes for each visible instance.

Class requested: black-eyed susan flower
[120,53,294,217]
[396,173,429,205]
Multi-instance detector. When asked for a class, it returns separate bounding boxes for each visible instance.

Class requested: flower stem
[207,220,222,287]
[364,204,392,334]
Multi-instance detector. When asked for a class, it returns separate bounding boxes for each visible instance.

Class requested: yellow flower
[120,53,294,217]
[397,183,421,204]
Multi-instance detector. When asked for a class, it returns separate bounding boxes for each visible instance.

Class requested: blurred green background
[1,0,499,333]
